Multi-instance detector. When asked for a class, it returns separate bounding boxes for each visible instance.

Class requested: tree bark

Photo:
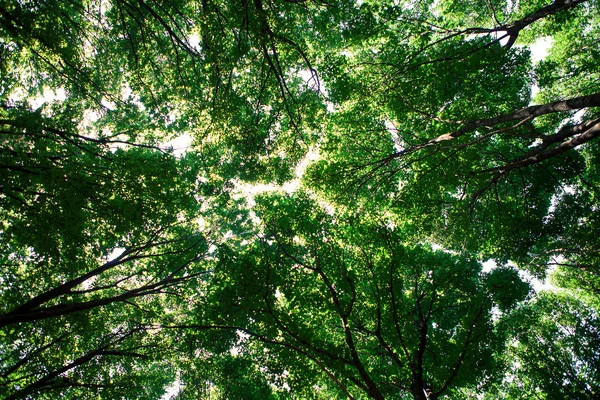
[503,0,588,48]
[431,92,600,144]
[493,119,600,172]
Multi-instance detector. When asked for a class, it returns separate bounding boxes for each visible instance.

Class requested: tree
[0,96,237,396]
[1,0,599,398]
[306,0,600,269]
[202,193,530,399]
[0,0,330,183]
[0,105,221,322]
[1,316,177,399]
[493,291,600,398]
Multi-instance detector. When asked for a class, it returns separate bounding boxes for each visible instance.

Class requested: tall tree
[200,193,530,399]
[1,317,177,399]
[1,0,599,398]
[493,291,600,398]
[306,0,600,270]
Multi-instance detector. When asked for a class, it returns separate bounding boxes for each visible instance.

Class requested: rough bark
[433,92,600,144]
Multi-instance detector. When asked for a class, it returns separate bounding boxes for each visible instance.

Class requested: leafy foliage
[1,0,599,398]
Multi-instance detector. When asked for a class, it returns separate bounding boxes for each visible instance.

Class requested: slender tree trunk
[494,119,600,172]
[6,250,134,316]
[504,0,588,48]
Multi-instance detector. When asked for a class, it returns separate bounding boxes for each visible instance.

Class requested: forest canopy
[1,0,599,398]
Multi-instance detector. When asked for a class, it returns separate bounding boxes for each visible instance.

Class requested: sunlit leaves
[1,0,599,398]
[498,292,600,398]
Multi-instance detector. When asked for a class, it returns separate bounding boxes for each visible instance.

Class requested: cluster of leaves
[204,193,530,399]
[1,0,599,399]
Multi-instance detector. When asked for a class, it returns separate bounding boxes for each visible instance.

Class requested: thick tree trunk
[433,92,600,143]
[0,290,146,327]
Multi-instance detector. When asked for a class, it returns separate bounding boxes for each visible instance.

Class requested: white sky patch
[281,180,300,193]
[529,36,553,99]
[107,247,126,261]
[79,275,97,291]
[120,82,145,110]
[235,182,284,206]
[234,145,320,203]
[529,36,554,98]
[230,329,251,356]
[82,39,97,59]
[28,87,67,109]
[164,133,193,156]
[28,97,44,110]
[54,88,67,101]
[431,243,443,252]
[520,268,556,293]
[160,375,181,400]
[233,156,335,219]
[481,259,497,273]
[101,98,116,110]
[530,36,553,64]
[188,32,201,52]
[530,84,540,100]
[121,83,133,101]
[298,68,335,111]
[78,247,127,290]
[429,242,458,255]
[386,120,404,152]
[197,215,207,231]
[298,69,321,91]
[465,31,510,46]
[481,259,555,293]
[572,109,586,124]
[165,109,180,127]
[401,0,418,11]
[429,0,441,16]
[293,145,320,180]
[83,109,101,123]
[490,305,502,322]
[547,185,575,214]
[505,0,515,13]
[77,109,102,135]
[496,31,510,47]
[298,69,328,96]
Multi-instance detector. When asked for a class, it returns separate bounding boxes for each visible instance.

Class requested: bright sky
[482,259,555,293]
[529,36,553,98]
[530,36,553,64]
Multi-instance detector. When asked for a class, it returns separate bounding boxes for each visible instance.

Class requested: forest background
[1,0,599,398]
